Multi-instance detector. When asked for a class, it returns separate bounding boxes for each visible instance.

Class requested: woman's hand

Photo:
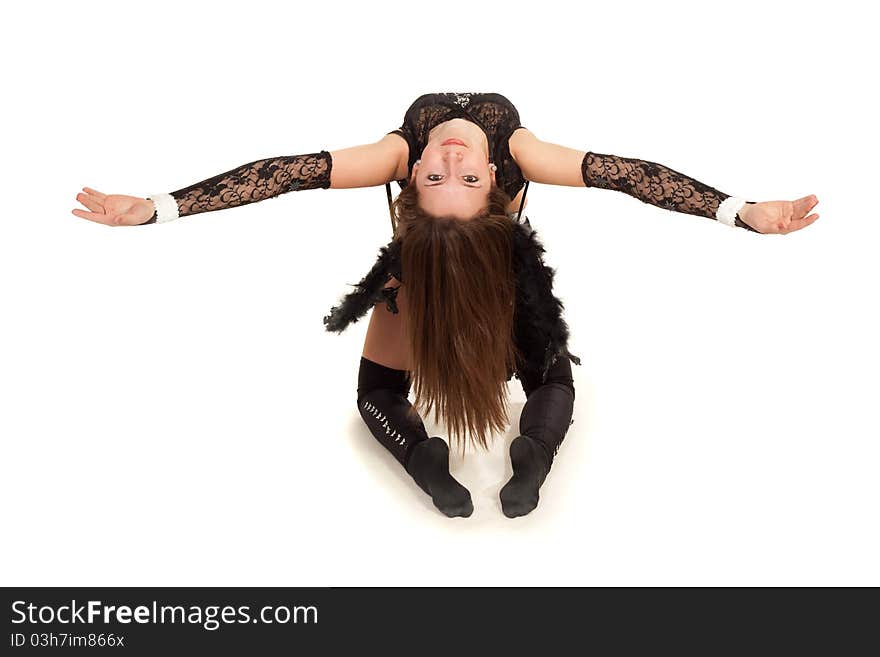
[738,195,820,234]
[71,187,155,226]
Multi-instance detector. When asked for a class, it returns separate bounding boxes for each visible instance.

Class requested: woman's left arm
[510,129,820,235]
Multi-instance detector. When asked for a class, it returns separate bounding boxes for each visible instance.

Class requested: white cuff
[146,193,180,224]
[716,196,747,227]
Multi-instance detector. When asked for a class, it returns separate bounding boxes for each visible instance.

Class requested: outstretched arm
[138,134,405,224]
[141,152,332,223]
[510,129,819,235]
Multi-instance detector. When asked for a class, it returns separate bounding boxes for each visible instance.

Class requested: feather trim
[322,220,580,384]
[322,240,402,333]
[510,219,582,384]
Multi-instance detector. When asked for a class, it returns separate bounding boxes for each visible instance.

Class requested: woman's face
[411,118,496,220]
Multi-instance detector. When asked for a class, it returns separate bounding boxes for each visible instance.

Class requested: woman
[72,92,821,519]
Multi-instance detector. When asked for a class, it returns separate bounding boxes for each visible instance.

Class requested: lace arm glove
[581,152,759,232]
[139,151,333,224]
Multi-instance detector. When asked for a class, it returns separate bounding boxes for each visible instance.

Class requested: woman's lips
[441,138,467,146]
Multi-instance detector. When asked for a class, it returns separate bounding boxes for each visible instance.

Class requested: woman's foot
[405,437,474,518]
[499,434,551,518]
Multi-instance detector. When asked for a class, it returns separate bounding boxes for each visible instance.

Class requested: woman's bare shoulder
[508,127,537,162]
[383,132,410,181]
[329,133,410,189]
[508,129,587,187]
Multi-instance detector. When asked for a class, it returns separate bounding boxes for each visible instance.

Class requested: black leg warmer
[357,356,473,518]
[356,357,424,468]
[500,355,575,518]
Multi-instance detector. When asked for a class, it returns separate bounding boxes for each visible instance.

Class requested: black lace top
[387,92,528,200]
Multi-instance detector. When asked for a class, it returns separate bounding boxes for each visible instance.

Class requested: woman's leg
[500,355,575,518]
[356,356,473,518]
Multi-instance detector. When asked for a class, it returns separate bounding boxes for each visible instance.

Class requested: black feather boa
[323,217,581,384]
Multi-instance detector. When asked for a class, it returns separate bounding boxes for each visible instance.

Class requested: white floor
[4,185,876,586]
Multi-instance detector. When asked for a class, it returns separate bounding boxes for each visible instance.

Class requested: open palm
[741,195,820,235]
[71,187,154,226]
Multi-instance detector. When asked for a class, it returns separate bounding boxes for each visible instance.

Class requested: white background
[2,0,877,586]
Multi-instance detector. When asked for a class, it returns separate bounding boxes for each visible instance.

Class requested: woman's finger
[71,208,114,225]
[784,213,820,234]
[82,186,107,201]
[793,194,818,218]
[75,192,104,213]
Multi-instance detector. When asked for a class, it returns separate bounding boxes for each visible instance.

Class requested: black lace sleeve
[581,151,759,232]
[140,151,332,223]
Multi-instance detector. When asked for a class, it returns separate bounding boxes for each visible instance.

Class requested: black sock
[358,357,472,518]
[500,434,551,518]
[500,373,575,518]
[405,437,473,518]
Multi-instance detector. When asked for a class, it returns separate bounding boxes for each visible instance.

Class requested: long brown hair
[390,183,524,459]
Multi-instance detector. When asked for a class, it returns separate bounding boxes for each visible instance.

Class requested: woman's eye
[426,174,479,183]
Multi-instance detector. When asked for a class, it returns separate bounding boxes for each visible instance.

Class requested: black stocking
[500,356,575,518]
[357,357,473,518]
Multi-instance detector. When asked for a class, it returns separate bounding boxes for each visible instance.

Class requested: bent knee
[547,378,575,401]
[357,356,411,402]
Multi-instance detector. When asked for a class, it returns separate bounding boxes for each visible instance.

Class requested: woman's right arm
[72,134,407,226]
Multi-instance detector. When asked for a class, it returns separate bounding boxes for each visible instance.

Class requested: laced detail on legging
[581,151,758,231]
[360,399,407,448]
[167,151,332,217]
